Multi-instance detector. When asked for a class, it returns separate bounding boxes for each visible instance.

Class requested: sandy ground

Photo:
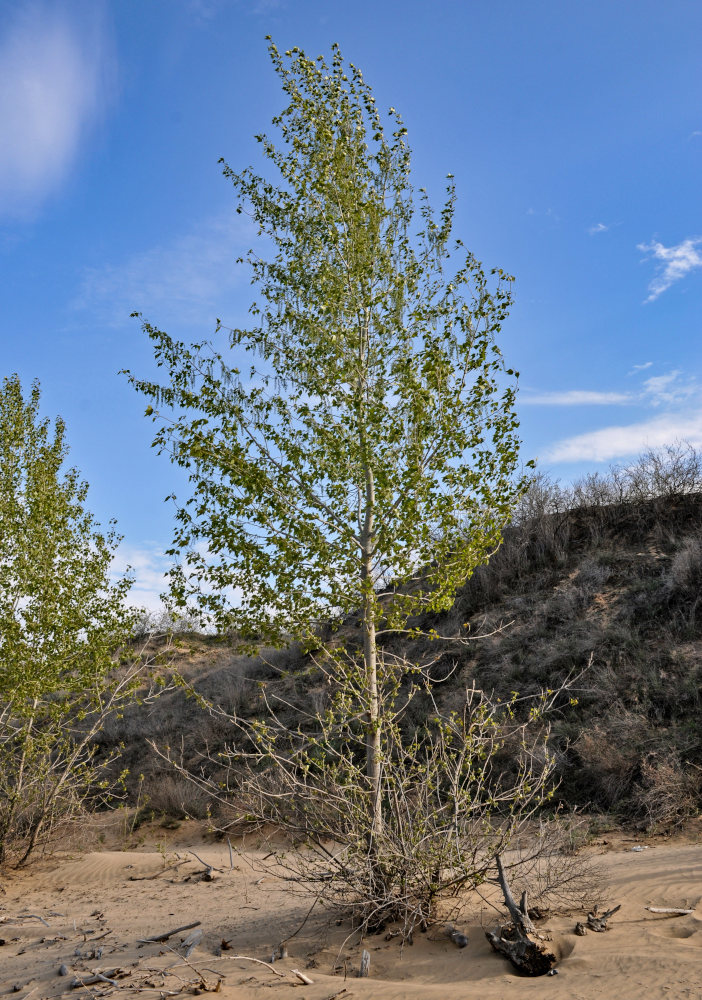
[1,826,701,1000]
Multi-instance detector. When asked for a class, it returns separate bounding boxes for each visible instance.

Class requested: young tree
[0,375,140,866]
[127,43,551,927]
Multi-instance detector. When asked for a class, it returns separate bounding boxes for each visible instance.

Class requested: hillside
[103,453,702,832]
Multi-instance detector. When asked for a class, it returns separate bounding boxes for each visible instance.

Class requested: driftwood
[485,856,558,976]
[70,969,125,988]
[291,969,314,985]
[358,949,370,977]
[646,906,695,915]
[586,904,621,932]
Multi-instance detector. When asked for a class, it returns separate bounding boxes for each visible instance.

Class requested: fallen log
[485,856,558,976]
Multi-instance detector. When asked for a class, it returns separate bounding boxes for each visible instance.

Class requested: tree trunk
[363,589,382,839]
[360,441,382,841]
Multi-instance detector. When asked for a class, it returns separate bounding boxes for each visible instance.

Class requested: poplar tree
[127,43,533,858]
[0,375,138,865]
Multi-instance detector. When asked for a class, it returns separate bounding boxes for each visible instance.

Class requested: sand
[1,829,701,999]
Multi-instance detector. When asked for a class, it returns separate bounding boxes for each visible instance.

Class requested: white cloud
[546,410,702,463]
[112,543,171,612]
[73,213,253,329]
[0,2,114,219]
[587,222,609,235]
[641,370,697,406]
[521,390,630,406]
[638,237,702,302]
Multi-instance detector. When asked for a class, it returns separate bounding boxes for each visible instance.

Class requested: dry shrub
[141,773,212,820]
[670,537,702,596]
[510,816,607,913]
[573,713,647,808]
[632,751,702,831]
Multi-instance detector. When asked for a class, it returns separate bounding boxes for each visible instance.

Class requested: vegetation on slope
[106,444,702,835]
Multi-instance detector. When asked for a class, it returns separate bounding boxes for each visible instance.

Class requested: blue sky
[2,0,701,609]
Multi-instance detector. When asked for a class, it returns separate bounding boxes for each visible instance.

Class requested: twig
[230,955,287,979]
[227,838,235,870]
[187,850,224,873]
[20,913,51,927]
[137,920,201,944]
[85,929,112,943]
[128,862,186,881]
[279,895,320,950]
[160,940,208,988]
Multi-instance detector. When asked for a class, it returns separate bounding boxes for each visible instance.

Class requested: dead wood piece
[138,920,202,944]
[646,906,695,915]
[181,928,204,958]
[85,929,112,943]
[291,969,314,985]
[358,950,370,978]
[574,922,587,936]
[485,855,558,976]
[322,990,349,1000]
[445,924,468,948]
[586,904,621,932]
[188,850,224,874]
[70,968,125,988]
[128,862,186,881]
[19,914,50,927]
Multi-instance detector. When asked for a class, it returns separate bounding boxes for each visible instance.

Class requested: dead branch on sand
[485,855,558,976]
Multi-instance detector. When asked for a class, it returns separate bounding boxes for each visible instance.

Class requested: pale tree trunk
[357,299,382,842]
[361,460,382,841]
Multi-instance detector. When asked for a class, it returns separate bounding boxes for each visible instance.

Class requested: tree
[127,42,554,931]
[0,375,141,865]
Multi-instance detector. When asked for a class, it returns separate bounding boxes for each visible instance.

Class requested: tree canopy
[127,41,530,645]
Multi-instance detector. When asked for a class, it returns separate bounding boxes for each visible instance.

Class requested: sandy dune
[1,835,701,999]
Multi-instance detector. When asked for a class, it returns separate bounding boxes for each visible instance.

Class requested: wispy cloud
[73,213,253,329]
[642,369,697,406]
[546,410,702,463]
[521,389,629,406]
[0,2,115,219]
[587,222,609,235]
[627,361,653,375]
[638,237,702,302]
